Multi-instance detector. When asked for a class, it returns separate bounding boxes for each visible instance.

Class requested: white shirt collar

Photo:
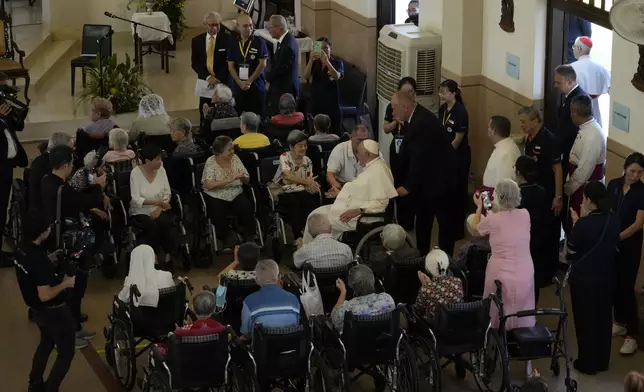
[565,84,579,98]
[494,137,513,148]
[579,118,595,128]
[408,104,417,123]
[277,31,288,44]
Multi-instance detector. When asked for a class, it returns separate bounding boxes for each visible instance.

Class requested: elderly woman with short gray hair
[103,128,136,164]
[83,97,117,135]
[271,93,304,126]
[170,117,201,155]
[203,83,238,121]
[469,179,536,332]
[331,264,395,333]
[367,224,419,277]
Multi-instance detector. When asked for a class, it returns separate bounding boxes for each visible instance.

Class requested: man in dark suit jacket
[554,64,590,170]
[191,11,230,125]
[391,91,458,256]
[265,14,299,116]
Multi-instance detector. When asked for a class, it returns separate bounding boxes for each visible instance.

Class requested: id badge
[239,64,250,81]
[394,136,404,154]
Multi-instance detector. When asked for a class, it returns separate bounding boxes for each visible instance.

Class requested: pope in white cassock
[302,140,398,244]
[570,36,610,127]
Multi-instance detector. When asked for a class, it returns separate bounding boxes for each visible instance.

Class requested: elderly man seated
[302,140,397,244]
[326,124,370,191]
[368,224,420,277]
[234,112,270,149]
[293,213,353,269]
[240,259,300,338]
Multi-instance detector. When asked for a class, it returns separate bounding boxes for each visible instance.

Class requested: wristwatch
[359,208,365,214]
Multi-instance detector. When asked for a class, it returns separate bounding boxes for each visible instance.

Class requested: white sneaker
[612,324,627,337]
[620,338,638,355]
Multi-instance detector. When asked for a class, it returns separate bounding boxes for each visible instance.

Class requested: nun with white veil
[129,94,172,141]
[118,245,175,306]
[302,140,398,243]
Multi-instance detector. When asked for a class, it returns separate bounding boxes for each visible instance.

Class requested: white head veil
[138,94,166,118]
[121,245,162,307]
[425,247,450,277]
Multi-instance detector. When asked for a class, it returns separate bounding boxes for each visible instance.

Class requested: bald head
[391,91,416,123]
[237,12,253,39]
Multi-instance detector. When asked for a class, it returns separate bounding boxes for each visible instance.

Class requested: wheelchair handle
[178,277,194,292]
[130,284,141,299]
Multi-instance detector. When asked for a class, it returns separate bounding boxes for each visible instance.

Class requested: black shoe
[27,381,45,392]
[28,307,35,322]
[79,313,89,323]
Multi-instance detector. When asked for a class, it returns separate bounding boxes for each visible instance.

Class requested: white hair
[495,179,522,210]
[83,150,98,170]
[203,11,221,23]
[270,14,287,29]
[307,214,331,238]
[193,291,216,318]
[381,224,406,250]
[47,132,72,151]
[109,128,129,151]
[212,84,235,106]
[255,259,280,286]
[574,37,591,55]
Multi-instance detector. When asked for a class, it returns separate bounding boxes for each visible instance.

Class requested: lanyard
[239,38,253,62]
[442,111,452,127]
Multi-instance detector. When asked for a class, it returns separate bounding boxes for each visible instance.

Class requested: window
[395,0,410,24]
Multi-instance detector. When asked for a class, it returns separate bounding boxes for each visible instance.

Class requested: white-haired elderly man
[265,15,299,115]
[294,213,353,269]
[302,140,397,244]
[192,11,230,124]
[368,224,420,278]
[570,36,610,126]
[240,259,300,338]
[28,132,75,212]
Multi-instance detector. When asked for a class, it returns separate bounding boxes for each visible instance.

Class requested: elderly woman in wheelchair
[366,223,419,277]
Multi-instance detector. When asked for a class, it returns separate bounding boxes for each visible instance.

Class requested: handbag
[300,271,324,319]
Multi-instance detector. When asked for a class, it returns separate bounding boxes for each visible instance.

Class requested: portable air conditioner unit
[376,24,442,163]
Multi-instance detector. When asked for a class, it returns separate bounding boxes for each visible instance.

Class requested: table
[255,29,313,79]
[131,12,174,73]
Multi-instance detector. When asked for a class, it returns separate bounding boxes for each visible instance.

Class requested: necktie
[276,41,281,53]
[207,35,215,76]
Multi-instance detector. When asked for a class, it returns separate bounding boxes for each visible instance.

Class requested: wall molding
[607,138,636,160]
[329,1,377,28]
[301,0,331,11]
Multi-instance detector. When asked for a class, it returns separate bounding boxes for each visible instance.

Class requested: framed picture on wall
[233,0,255,13]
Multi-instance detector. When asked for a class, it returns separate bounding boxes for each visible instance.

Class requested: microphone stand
[104,12,174,73]
[97,33,112,98]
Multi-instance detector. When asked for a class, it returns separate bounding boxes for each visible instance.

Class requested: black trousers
[0,166,12,240]
[280,191,319,240]
[70,269,88,331]
[453,153,471,242]
[395,196,415,231]
[131,212,179,256]
[414,194,456,256]
[614,238,643,336]
[29,305,77,391]
[543,210,562,282]
[570,281,612,373]
[234,86,267,118]
[204,193,256,242]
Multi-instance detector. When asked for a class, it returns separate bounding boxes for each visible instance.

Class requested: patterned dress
[413,276,464,323]
[331,293,396,333]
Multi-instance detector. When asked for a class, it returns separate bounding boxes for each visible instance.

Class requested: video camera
[54,215,96,276]
[0,84,28,123]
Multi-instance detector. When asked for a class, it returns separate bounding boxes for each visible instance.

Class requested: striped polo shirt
[240,284,300,336]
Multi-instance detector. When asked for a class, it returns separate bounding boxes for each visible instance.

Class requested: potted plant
[78,54,150,114]
[129,0,189,50]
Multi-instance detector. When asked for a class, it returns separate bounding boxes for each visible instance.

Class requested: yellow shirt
[234,133,271,149]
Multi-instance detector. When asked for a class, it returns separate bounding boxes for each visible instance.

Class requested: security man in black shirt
[518,106,564,291]
[15,214,77,392]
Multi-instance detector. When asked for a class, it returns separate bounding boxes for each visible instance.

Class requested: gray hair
[170,117,192,137]
[307,213,331,238]
[313,114,331,133]
[193,291,216,318]
[255,259,280,286]
[555,64,577,82]
[83,150,98,170]
[286,130,308,147]
[571,95,593,119]
[269,14,287,29]
[278,93,297,115]
[108,128,129,151]
[212,83,235,106]
[348,264,375,297]
[47,132,72,151]
[517,106,543,123]
[494,179,522,210]
[381,224,407,250]
[203,11,221,23]
[240,112,260,133]
[212,135,233,155]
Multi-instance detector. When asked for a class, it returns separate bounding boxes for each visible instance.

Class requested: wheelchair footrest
[507,326,553,358]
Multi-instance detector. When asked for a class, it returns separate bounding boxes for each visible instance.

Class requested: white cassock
[571,55,610,127]
[564,119,606,197]
[482,137,522,188]
[302,157,397,244]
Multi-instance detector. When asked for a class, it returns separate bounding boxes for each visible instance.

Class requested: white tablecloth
[131,12,174,44]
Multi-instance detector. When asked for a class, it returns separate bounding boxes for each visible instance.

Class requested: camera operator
[14,213,79,392]
[0,71,28,266]
[40,145,106,340]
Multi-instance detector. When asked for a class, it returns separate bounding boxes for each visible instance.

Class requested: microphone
[97,29,114,43]
[104,11,114,17]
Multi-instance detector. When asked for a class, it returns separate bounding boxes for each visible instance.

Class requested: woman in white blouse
[129,144,178,270]
[202,135,256,245]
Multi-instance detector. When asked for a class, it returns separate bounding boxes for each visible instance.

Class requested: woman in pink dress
[470,179,536,330]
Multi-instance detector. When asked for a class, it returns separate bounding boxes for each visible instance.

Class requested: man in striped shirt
[293,213,353,269]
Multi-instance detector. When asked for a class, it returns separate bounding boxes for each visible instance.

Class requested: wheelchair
[213,275,261,334]
[341,199,398,252]
[138,132,176,155]
[311,307,419,392]
[300,263,352,314]
[104,281,195,391]
[138,327,258,391]
[8,171,29,247]
[353,223,415,274]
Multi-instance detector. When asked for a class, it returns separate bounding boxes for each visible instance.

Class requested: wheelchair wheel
[409,336,440,391]
[310,346,349,392]
[10,202,22,245]
[394,337,419,392]
[472,330,507,392]
[111,318,137,391]
[228,353,259,392]
[146,368,172,392]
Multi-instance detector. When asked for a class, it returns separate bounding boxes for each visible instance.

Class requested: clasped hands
[151,200,171,219]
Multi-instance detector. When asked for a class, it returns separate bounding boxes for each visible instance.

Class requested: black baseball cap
[49,145,74,169]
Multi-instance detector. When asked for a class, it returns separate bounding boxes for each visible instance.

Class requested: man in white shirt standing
[564,95,606,231]
[570,36,610,127]
[326,125,369,191]
[482,115,521,191]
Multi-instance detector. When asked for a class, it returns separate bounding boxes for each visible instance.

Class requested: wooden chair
[0,10,30,104]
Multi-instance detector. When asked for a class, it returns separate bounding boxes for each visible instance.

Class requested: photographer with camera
[0,71,28,266]
[14,213,80,392]
[40,145,107,340]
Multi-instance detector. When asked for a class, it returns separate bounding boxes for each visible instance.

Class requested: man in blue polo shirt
[228,12,269,118]
[240,259,300,337]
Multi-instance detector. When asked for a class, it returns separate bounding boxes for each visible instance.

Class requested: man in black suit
[265,14,299,116]
[554,64,590,171]
[191,11,230,125]
[391,91,458,256]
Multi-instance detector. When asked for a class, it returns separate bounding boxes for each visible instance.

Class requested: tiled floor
[8,0,42,27]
